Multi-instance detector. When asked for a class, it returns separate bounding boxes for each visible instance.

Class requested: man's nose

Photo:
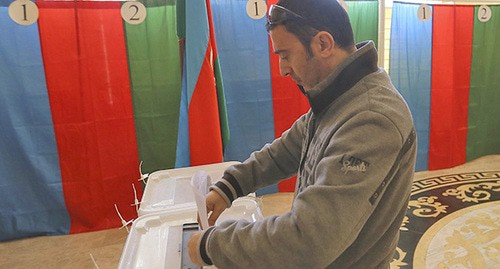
[279,61,290,77]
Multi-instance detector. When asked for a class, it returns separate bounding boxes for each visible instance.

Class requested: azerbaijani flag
[175,0,228,167]
[390,2,500,170]
[0,0,143,240]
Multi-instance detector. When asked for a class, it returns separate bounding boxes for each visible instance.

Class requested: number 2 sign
[478,5,492,23]
[121,1,147,25]
[8,0,38,26]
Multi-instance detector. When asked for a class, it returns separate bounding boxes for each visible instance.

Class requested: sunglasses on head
[266,4,311,31]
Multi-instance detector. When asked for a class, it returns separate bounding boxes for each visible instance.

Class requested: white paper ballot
[190,170,211,230]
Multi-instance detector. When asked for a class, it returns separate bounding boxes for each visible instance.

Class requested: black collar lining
[306,45,379,115]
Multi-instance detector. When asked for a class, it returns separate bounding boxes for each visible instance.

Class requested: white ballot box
[119,162,264,269]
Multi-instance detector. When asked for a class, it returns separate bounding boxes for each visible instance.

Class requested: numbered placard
[246,0,267,20]
[478,5,492,23]
[121,1,147,25]
[417,4,431,22]
[8,0,39,26]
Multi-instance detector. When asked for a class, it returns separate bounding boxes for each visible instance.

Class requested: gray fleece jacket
[199,41,417,269]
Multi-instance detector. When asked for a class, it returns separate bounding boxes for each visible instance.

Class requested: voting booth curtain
[390,2,500,171]
[0,0,375,241]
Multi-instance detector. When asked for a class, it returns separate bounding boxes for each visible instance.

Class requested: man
[188,0,416,268]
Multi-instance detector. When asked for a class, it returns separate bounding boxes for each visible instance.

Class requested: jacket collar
[300,41,379,115]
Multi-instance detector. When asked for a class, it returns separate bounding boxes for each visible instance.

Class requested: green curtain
[124,0,182,173]
[467,6,500,161]
[346,0,379,47]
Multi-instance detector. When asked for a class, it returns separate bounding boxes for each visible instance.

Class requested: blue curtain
[389,2,432,171]
[211,0,277,194]
[0,0,70,241]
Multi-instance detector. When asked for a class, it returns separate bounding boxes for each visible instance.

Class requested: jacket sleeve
[201,110,405,269]
[210,113,309,205]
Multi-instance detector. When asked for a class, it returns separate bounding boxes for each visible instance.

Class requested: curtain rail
[393,0,500,5]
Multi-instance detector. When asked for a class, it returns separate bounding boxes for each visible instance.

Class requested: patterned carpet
[392,171,500,268]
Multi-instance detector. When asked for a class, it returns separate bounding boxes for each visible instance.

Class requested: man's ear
[314,31,335,57]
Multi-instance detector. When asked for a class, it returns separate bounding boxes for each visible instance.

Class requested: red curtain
[37,1,141,233]
[428,5,473,170]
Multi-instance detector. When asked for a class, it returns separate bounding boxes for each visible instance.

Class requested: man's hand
[188,191,227,266]
[188,231,204,266]
[206,190,228,226]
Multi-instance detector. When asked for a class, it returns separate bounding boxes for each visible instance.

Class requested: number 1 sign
[246,0,267,20]
[8,0,38,26]
[417,4,431,22]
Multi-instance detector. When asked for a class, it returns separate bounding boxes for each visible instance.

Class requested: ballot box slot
[180,223,202,269]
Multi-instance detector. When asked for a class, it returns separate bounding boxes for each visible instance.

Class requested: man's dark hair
[269,0,355,55]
